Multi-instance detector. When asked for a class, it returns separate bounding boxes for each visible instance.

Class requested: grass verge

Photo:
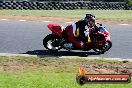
[0,56,131,88]
[0,10,132,20]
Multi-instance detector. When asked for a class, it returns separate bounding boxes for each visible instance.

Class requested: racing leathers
[63,19,94,49]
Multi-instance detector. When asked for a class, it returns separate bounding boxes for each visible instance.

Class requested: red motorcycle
[43,24,112,54]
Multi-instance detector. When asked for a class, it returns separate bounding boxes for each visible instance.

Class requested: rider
[63,14,97,49]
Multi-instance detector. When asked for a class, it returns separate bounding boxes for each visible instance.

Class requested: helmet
[85,14,95,19]
[85,14,95,26]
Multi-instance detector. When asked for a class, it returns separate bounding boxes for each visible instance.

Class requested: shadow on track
[23,50,99,57]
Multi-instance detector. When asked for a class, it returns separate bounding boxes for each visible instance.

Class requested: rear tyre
[43,34,62,51]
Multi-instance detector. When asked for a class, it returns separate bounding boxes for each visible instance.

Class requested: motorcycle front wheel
[43,34,62,51]
[93,41,112,54]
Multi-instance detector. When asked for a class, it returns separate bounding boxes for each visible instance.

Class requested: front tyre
[93,41,112,54]
[43,34,62,51]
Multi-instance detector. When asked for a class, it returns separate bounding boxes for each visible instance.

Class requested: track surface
[0,20,132,59]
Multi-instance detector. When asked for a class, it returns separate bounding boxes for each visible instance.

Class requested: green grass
[0,71,131,88]
[0,10,132,20]
[0,56,131,88]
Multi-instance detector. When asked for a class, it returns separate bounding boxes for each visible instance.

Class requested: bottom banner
[76,67,131,85]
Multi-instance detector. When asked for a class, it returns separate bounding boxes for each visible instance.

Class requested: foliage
[127,0,132,5]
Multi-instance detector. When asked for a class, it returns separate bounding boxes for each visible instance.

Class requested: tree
[127,0,132,5]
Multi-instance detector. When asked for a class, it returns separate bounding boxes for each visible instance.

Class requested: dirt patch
[0,59,39,72]
[0,57,132,75]
[82,62,132,75]
[0,15,132,24]
[0,15,76,22]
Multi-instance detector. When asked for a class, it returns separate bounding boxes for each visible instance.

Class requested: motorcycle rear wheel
[43,34,62,51]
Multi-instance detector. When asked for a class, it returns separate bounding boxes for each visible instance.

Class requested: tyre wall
[0,1,131,10]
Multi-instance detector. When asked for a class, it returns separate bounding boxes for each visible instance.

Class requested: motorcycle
[43,23,112,54]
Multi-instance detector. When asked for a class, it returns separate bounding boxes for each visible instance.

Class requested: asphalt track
[0,19,132,59]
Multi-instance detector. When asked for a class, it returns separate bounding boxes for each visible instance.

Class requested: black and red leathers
[63,19,94,49]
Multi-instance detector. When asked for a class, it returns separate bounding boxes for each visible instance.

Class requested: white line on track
[19,20,26,22]
[43,21,51,23]
[0,53,37,57]
[119,24,129,25]
[0,19,8,21]
[0,19,130,26]
[65,22,73,24]
[0,53,132,62]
